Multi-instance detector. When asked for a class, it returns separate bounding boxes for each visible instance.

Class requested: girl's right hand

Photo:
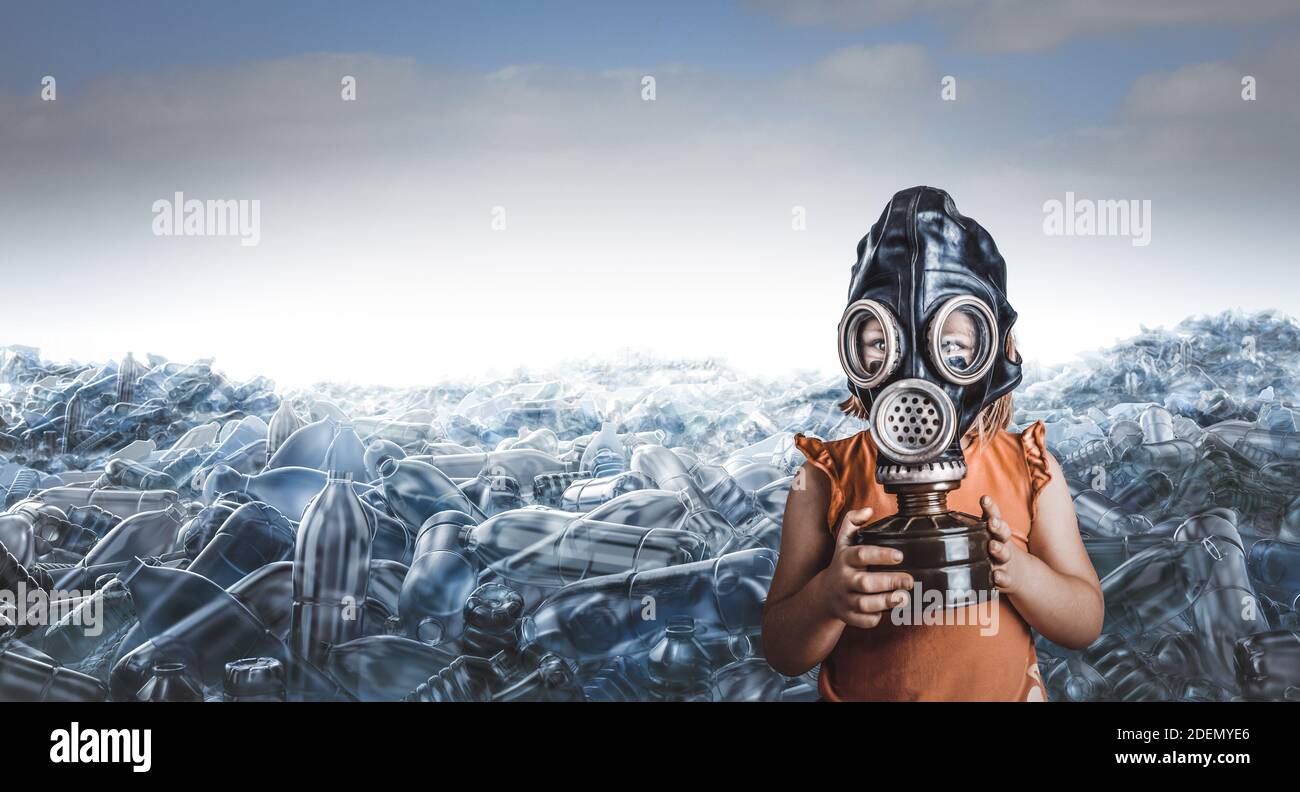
[818,507,913,629]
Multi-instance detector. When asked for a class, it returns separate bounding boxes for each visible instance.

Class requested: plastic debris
[0,309,1298,701]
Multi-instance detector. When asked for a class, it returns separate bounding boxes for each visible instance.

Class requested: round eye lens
[928,296,997,384]
[838,300,900,388]
[859,318,887,375]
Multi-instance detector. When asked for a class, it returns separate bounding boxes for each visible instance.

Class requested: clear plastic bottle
[202,464,364,522]
[1139,405,1176,444]
[65,503,119,539]
[1101,534,1226,639]
[751,476,792,523]
[266,403,304,459]
[584,489,689,529]
[1112,470,1173,515]
[116,351,142,406]
[693,464,754,528]
[227,561,293,640]
[75,501,193,570]
[160,421,221,463]
[176,501,238,558]
[403,650,515,702]
[631,445,737,552]
[493,649,582,702]
[195,414,268,472]
[378,455,486,525]
[710,657,787,702]
[323,634,457,702]
[1170,514,1259,691]
[580,422,627,478]
[560,471,651,512]
[520,547,777,660]
[290,473,373,681]
[1085,534,1173,580]
[323,423,369,482]
[405,449,566,485]
[403,522,480,645]
[1234,630,1300,701]
[472,515,706,588]
[1122,439,1198,474]
[1045,634,1174,702]
[1073,490,1154,537]
[644,616,713,701]
[363,439,405,482]
[0,508,36,568]
[0,649,107,701]
[34,486,179,519]
[1249,539,1300,594]
[187,501,296,589]
[101,457,177,490]
[461,472,525,516]
[266,417,336,471]
[43,576,136,665]
[110,561,286,697]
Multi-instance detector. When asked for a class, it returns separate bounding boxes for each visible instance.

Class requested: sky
[2,1,1298,387]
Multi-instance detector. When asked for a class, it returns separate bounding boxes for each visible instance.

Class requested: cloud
[743,0,1300,53]
[0,38,1297,386]
[793,43,932,92]
[744,0,964,28]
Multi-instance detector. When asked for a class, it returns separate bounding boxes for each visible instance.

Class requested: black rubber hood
[845,186,1022,461]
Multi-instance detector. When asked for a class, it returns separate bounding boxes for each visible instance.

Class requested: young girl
[761,186,1103,701]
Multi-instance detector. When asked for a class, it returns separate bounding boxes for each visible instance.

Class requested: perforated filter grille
[869,379,958,463]
[884,393,942,449]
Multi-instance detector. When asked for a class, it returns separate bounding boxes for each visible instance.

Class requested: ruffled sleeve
[1019,420,1053,524]
[793,432,845,534]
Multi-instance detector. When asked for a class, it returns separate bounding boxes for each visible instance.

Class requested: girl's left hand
[981,495,1022,595]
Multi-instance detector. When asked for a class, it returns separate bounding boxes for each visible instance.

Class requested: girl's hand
[982,495,1023,594]
[817,507,914,629]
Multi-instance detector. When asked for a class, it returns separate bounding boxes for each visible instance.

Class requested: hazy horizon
[3,2,1297,388]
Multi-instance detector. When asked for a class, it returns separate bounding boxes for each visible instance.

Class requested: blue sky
[2,2,1298,386]
[3,1,1282,131]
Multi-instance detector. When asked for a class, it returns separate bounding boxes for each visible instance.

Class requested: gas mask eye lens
[928,296,998,385]
[838,299,901,389]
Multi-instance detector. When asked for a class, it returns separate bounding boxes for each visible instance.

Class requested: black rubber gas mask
[838,186,1023,607]
[837,186,1022,486]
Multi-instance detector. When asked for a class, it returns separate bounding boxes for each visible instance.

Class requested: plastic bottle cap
[666,616,696,635]
[224,657,285,696]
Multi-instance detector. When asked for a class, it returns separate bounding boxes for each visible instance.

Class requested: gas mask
[839,186,1022,607]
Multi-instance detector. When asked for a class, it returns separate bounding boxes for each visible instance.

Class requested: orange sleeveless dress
[793,420,1052,702]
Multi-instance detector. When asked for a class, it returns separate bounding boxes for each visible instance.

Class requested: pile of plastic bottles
[0,308,1297,702]
[1012,310,1300,701]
